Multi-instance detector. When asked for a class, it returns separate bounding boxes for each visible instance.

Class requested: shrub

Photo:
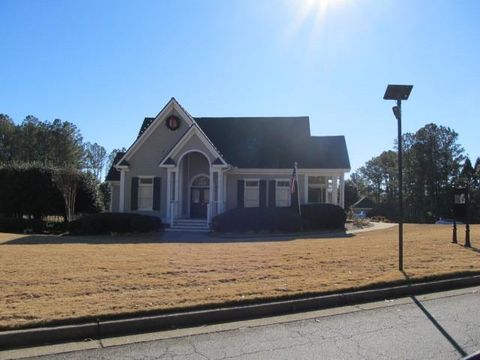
[212,207,302,233]
[212,204,346,233]
[68,212,163,235]
[0,217,46,234]
[300,204,346,230]
[0,164,104,219]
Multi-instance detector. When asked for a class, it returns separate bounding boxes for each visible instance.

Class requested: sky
[1,0,479,175]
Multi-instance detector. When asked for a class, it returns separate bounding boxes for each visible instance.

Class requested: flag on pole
[290,166,297,195]
[291,162,302,218]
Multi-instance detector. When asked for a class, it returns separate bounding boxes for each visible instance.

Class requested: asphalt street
[5,287,480,360]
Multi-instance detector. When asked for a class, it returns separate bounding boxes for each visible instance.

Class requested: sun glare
[285,0,349,41]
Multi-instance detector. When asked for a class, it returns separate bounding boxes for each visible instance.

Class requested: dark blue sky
[1,0,479,173]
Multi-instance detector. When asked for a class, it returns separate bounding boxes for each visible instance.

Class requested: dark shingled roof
[105,152,125,181]
[195,117,350,169]
[127,115,350,171]
[137,117,155,139]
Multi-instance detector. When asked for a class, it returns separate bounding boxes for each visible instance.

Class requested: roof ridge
[194,116,309,119]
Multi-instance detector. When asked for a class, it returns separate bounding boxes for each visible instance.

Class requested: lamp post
[452,189,458,244]
[453,186,466,244]
[383,84,413,272]
[465,181,471,248]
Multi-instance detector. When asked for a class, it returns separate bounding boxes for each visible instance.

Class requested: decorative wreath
[166,115,180,131]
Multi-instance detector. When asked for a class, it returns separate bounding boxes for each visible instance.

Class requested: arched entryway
[189,175,209,218]
[177,150,211,219]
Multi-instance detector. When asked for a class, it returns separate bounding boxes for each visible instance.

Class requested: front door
[190,187,209,218]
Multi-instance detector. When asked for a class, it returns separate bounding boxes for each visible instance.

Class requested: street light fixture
[383,84,413,272]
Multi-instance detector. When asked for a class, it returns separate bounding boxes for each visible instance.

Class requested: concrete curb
[2,274,480,350]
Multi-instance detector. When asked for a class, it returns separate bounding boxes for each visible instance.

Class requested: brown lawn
[0,224,479,330]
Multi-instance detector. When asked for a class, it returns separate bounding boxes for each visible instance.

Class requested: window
[138,178,153,210]
[192,175,209,187]
[244,180,259,208]
[308,176,327,204]
[276,180,291,207]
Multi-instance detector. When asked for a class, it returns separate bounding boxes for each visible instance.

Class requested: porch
[164,150,226,230]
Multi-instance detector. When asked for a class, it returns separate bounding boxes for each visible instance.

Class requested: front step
[168,218,210,232]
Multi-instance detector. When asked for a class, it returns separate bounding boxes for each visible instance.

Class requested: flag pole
[295,161,302,220]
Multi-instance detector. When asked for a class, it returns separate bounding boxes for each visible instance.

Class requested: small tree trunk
[53,168,80,223]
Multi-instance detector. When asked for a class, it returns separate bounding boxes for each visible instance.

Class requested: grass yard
[0,224,479,330]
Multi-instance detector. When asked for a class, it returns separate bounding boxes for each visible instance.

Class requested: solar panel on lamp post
[383,84,413,272]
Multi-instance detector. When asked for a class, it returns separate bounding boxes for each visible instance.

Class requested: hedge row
[0,164,103,218]
[68,213,163,235]
[301,204,347,230]
[212,207,302,233]
[0,217,46,234]
[212,204,346,233]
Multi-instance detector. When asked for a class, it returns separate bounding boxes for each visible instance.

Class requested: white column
[303,174,308,204]
[108,183,113,212]
[223,174,227,211]
[332,176,338,205]
[174,169,179,214]
[178,164,183,216]
[218,170,224,213]
[166,169,172,219]
[339,174,345,208]
[208,167,214,222]
[119,170,126,212]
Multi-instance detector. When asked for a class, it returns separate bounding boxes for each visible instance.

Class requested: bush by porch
[211,204,346,233]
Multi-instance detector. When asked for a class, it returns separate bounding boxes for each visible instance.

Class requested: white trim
[332,176,338,205]
[119,170,126,213]
[189,173,210,188]
[217,170,224,213]
[179,163,183,216]
[209,167,214,222]
[177,148,212,168]
[108,183,113,212]
[303,175,308,204]
[223,174,227,211]
[117,98,194,165]
[228,168,350,175]
[339,174,345,208]
[166,169,173,219]
[159,126,226,167]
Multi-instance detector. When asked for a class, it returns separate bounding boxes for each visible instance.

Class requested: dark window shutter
[268,180,276,207]
[259,180,267,208]
[131,177,139,210]
[237,180,245,208]
[153,177,161,211]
